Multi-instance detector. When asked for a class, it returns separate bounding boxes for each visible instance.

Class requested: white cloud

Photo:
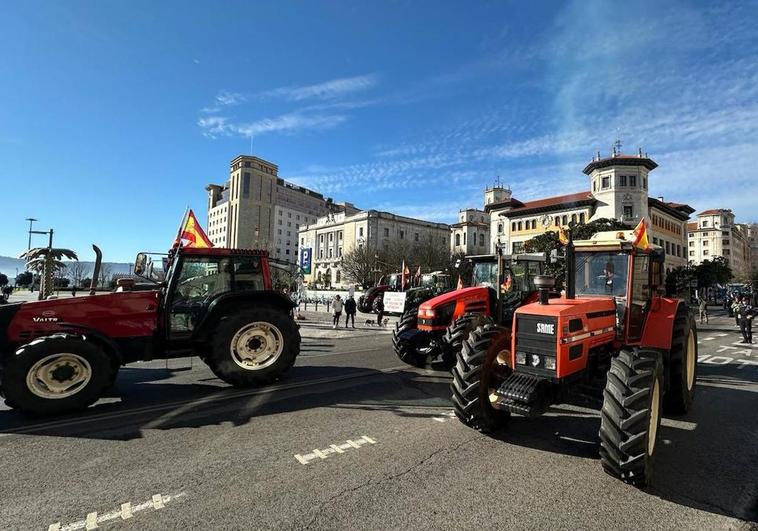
[197,112,346,139]
[262,74,378,101]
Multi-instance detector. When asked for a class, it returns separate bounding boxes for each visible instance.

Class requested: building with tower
[484,147,694,272]
[206,155,330,263]
[450,208,490,255]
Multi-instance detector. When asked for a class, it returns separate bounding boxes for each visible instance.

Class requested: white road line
[295,436,377,464]
[702,337,716,341]
[50,492,185,531]
[2,365,408,437]
[714,333,729,337]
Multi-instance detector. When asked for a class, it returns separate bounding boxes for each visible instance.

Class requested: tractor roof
[573,230,661,252]
[178,247,269,257]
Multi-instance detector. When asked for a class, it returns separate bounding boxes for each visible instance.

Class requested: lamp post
[25,218,38,250]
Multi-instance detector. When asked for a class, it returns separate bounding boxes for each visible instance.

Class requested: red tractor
[393,253,546,369]
[0,246,300,416]
[357,272,407,314]
[452,230,697,487]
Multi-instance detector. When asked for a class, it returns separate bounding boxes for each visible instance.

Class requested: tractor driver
[602,258,627,296]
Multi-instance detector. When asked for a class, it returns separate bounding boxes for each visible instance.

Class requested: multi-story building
[687,209,752,281]
[745,223,758,279]
[206,155,330,263]
[298,207,450,288]
[485,149,694,272]
[450,208,489,255]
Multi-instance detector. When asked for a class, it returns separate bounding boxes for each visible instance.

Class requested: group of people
[732,295,754,344]
[331,294,358,329]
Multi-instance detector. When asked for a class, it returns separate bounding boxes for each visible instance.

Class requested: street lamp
[25,218,38,250]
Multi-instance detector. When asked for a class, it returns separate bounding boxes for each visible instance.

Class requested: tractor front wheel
[664,306,697,414]
[392,309,427,368]
[205,306,301,387]
[599,349,663,488]
[451,322,511,433]
[440,314,485,369]
[2,335,111,415]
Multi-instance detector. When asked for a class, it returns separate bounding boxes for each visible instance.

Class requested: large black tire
[664,306,697,414]
[204,306,301,387]
[2,334,112,416]
[599,349,663,488]
[392,309,427,368]
[451,322,512,433]
[440,314,485,368]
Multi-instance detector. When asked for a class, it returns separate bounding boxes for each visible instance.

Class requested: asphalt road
[0,312,756,530]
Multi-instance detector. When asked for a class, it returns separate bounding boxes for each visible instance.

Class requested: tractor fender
[640,297,686,352]
[39,323,124,367]
[196,290,296,339]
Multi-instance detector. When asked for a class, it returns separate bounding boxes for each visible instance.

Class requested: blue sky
[1,0,757,262]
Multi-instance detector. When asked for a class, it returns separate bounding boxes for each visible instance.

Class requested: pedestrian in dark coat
[344,295,357,328]
[738,296,754,344]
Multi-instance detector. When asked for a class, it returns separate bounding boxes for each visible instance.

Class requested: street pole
[26,218,38,250]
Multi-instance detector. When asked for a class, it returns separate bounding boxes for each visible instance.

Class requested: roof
[497,191,596,217]
[484,197,523,213]
[582,154,658,174]
[698,208,731,216]
[687,222,698,230]
[648,197,694,221]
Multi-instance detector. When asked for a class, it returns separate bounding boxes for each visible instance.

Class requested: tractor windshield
[574,251,629,297]
[472,260,498,288]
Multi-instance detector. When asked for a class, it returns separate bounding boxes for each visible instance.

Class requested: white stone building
[450,208,489,255]
[687,209,752,281]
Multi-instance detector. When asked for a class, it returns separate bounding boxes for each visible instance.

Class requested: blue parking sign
[300,248,312,274]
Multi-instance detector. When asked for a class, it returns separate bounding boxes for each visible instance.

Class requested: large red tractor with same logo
[0,247,300,415]
[392,253,546,369]
[452,230,697,487]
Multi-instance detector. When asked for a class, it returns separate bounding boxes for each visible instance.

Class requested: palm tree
[19,247,78,300]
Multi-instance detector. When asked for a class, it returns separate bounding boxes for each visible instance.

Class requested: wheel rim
[686,329,696,391]
[26,353,92,399]
[230,322,284,371]
[647,378,661,456]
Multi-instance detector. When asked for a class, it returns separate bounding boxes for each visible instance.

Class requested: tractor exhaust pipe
[90,244,102,296]
[534,275,555,305]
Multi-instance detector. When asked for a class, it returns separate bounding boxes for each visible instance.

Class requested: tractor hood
[419,286,489,311]
[515,296,616,320]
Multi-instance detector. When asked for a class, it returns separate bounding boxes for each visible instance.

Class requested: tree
[98,264,113,289]
[19,247,78,300]
[16,271,33,287]
[665,266,696,298]
[0,274,8,287]
[53,277,70,288]
[695,256,732,288]
[67,261,90,289]
[341,246,378,288]
[80,277,93,289]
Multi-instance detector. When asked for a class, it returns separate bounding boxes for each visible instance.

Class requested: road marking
[2,365,408,437]
[714,333,729,337]
[702,337,716,341]
[731,342,757,349]
[49,492,185,531]
[295,435,376,465]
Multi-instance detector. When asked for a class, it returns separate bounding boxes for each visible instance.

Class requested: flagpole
[174,206,189,247]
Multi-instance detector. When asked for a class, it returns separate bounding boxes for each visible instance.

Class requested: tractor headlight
[544,357,556,370]
[516,351,527,365]
[530,354,541,367]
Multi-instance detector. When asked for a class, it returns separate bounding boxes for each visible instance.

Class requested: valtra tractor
[0,246,301,415]
[451,230,697,487]
[393,253,546,369]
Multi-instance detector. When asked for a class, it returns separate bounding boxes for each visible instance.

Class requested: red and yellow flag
[558,226,569,246]
[175,209,213,249]
[456,275,463,290]
[632,218,650,250]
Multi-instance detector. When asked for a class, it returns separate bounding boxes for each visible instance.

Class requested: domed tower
[583,145,657,226]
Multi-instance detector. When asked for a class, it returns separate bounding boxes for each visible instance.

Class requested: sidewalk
[296,309,398,332]
[696,308,744,333]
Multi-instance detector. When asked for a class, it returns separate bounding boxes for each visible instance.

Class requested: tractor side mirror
[134,253,147,275]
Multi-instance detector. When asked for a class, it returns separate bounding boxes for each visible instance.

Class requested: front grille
[515,314,557,356]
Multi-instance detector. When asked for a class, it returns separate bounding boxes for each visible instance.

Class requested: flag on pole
[558,226,569,246]
[456,275,463,290]
[632,218,650,250]
[174,209,213,249]
[414,265,422,286]
[401,260,410,290]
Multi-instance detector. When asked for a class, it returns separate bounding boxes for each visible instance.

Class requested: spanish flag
[632,218,650,250]
[456,275,464,290]
[175,209,213,249]
[558,226,569,246]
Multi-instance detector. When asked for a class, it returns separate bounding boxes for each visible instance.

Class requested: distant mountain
[0,255,132,280]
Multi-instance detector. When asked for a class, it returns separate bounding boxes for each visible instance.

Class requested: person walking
[344,295,357,328]
[331,295,344,329]
[375,296,384,326]
[738,295,754,344]
[732,296,742,327]
[698,297,709,325]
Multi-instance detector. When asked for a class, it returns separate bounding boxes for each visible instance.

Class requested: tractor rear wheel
[2,335,111,415]
[205,306,300,387]
[664,306,697,414]
[451,322,512,433]
[392,309,427,368]
[441,314,485,368]
[599,349,663,488]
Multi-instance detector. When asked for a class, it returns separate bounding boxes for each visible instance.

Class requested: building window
[531,220,537,229]
[479,234,484,246]
[338,231,343,240]
[689,250,694,256]
[643,177,647,189]
[676,244,681,257]
[619,175,627,187]
[689,241,694,247]
[497,223,503,234]
[329,233,333,242]
[571,214,577,224]
[244,161,251,168]
[463,233,467,245]
[579,213,585,223]
[414,232,419,241]
[384,228,389,237]
[724,239,730,245]
[338,247,342,257]
[562,215,568,225]
[285,249,290,255]
[702,221,708,227]
[278,220,282,225]
[318,249,323,259]
[400,230,405,239]
[359,227,364,237]
[328,249,333,258]
[512,222,516,231]
[278,229,282,235]
[601,176,610,189]
[653,237,658,245]
[703,250,709,256]
[512,241,524,254]
[243,173,250,197]
[703,240,708,246]
[665,241,670,253]
[623,206,633,219]
[319,235,324,243]
[517,221,522,231]
[593,181,597,192]
[554,216,560,226]
[629,175,637,187]
[455,234,461,246]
